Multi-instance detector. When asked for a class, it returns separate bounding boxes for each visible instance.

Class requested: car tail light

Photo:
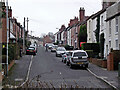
[33,50,36,52]
[27,50,29,51]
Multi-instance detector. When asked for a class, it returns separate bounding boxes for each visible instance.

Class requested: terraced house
[87,0,119,59]
[105,1,120,56]
[0,1,24,77]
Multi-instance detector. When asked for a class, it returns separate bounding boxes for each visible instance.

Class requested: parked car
[47,43,54,49]
[62,51,70,63]
[66,51,73,66]
[30,44,37,53]
[26,47,36,55]
[51,45,58,52]
[68,50,89,69]
[56,47,66,57]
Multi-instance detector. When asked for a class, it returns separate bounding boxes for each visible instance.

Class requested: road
[25,46,111,88]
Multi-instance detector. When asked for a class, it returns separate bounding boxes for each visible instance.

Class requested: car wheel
[56,54,58,57]
[66,61,69,66]
[70,63,73,68]
[85,64,88,68]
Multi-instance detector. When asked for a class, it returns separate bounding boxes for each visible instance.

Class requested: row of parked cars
[49,44,89,69]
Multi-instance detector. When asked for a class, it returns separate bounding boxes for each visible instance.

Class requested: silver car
[69,50,89,69]
[56,47,66,57]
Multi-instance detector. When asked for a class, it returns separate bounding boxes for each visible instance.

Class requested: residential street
[27,46,111,88]
[1,0,120,89]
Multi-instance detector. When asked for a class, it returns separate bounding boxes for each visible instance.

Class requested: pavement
[88,63,120,90]
[2,48,120,89]
[2,55,32,87]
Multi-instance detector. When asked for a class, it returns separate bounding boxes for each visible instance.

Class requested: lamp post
[6,0,9,76]
[23,17,25,53]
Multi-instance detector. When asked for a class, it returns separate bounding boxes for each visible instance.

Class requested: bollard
[118,62,120,77]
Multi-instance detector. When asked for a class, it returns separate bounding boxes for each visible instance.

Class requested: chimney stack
[79,7,85,22]
[8,6,12,17]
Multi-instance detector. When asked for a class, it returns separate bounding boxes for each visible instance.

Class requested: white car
[69,50,89,69]
[56,47,66,57]
[51,45,58,52]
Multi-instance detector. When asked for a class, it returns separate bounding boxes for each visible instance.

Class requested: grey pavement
[88,63,120,89]
[2,55,32,86]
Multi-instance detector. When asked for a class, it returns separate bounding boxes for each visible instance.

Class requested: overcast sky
[8,0,102,37]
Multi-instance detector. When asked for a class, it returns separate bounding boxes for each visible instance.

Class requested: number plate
[77,62,83,64]
[30,50,33,52]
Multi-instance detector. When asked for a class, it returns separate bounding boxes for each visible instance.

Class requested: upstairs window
[109,20,111,35]
[116,17,118,33]
[115,39,118,49]
[101,16,103,26]
[109,41,111,48]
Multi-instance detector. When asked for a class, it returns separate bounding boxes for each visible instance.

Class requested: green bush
[82,43,100,58]
[85,50,93,58]
[81,43,100,53]
[8,44,16,63]
[64,45,74,50]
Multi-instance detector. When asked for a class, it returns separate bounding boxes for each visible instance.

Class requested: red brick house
[68,7,89,49]
[43,35,53,46]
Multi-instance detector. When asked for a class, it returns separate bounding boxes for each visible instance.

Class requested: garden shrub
[82,43,100,58]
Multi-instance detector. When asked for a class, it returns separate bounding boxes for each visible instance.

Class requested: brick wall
[2,18,7,43]
[107,52,114,71]
[88,58,107,68]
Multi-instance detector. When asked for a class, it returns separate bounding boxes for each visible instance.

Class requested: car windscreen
[57,48,66,51]
[73,52,87,57]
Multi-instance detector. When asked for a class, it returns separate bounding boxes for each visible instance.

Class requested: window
[73,52,87,57]
[109,20,111,35]
[116,17,118,33]
[101,16,103,26]
[109,41,111,48]
[115,39,118,49]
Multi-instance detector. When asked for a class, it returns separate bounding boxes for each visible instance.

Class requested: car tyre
[66,61,69,66]
[70,63,73,69]
[56,54,58,57]
[85,64,88,68]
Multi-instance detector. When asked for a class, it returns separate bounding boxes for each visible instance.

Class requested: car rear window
[28,47,35,50]
[73,52,87,57]
[57,47,66,51]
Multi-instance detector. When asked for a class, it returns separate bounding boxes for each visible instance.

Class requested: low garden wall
[89,50,120,71]
[88,58,107,68]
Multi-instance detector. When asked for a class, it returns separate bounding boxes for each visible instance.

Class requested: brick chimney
[8,6,12,17]
[79,7,85,22]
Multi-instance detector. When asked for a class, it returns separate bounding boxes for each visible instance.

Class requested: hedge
[64,45,74,50]
[81,43,100,58]
[2,43,19,64]
[81,43,100,53]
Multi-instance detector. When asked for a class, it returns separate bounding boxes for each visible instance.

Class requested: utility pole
[23,17,25,53]
[26,17,29,41]
[6,0,9,76]
[27,17,29,32]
